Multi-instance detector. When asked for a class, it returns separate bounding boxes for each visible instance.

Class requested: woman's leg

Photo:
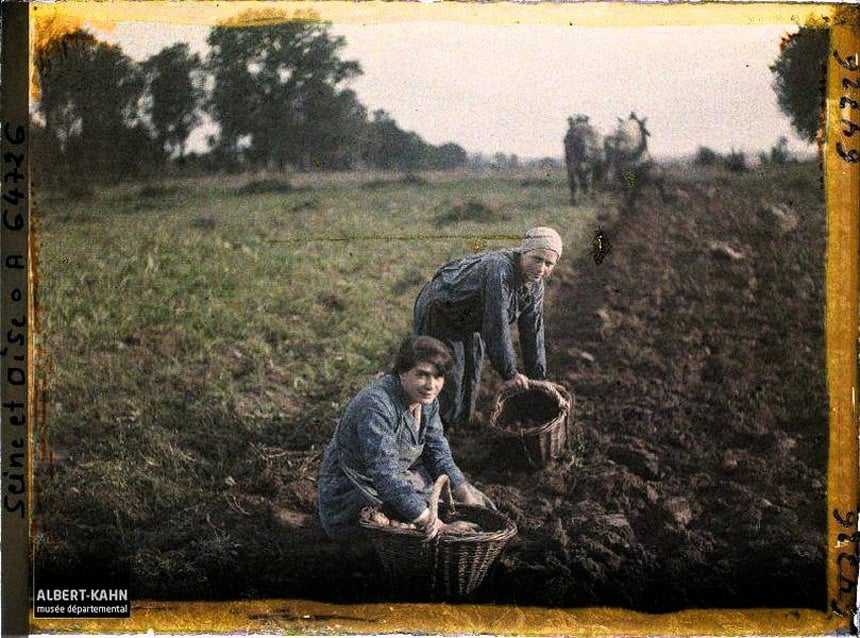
[460,333,485,428]
[437,338,466,428]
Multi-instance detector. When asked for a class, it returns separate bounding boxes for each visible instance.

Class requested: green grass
[36,168,593,441]
[33,167,599,591]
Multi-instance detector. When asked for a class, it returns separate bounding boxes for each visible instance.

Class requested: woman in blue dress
[317,335,488,541]
[413,227,563,429]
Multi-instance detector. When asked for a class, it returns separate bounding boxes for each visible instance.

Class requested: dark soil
[34,163,828,611]
[458,165,829,611]
[280,164,827,611]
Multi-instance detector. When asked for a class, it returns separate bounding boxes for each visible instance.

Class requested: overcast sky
[86,7,816,161]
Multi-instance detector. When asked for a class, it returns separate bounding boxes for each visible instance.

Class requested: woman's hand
[500,373,529,392]
[452,482,480,505]
[413,507,443,539]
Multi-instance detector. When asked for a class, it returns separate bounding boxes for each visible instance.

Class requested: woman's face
[400,362,445,407]
[520,248,558,283]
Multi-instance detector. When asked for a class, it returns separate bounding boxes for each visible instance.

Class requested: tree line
[31,8,471,191]
[32,5,856,192]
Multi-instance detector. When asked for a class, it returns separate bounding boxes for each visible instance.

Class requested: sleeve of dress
[480,263,519,381]
[356,405,427,521]
[421,405,467,490]
[519,284,547,380]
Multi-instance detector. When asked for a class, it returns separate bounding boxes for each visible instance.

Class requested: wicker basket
[487,380,573,468]
[359,475,517,599]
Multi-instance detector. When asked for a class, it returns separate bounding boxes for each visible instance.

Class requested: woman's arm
[422,404,467,489]
[452,482,480,505]
[480,261,520,380]
[353,406,427,522]
[518,284,547,380]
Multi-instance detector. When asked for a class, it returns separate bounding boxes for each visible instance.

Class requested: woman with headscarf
[413,226,563,429]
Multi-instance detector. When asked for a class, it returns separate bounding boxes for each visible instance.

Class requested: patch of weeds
[56,211,95,223]
[191,216,219,230]
[138,184,177,199]
[520,177,554,187]
[694,146,721,166]
[398,173,427,187]
[724,150,749,173]
[391,269,427,296]
[781,163,822,194]
[236,178,296,195]
[291,198,321,212]
[316,293,346,313]
[435,199,506,225]
[32,531,78,573]
[785,174,819,192]
[362,174,428,190]
[361,178,389,190]
[124,184,179,212]
[66,182,95,201]
[130,548,212,598]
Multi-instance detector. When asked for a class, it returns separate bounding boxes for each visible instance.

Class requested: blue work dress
[413,248,547,428]
[317,374,467,541]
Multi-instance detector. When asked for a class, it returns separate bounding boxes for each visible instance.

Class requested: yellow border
[27,600,851,635]
[29,0,837,29]
[825,16,860,629]
[26,2,860,635]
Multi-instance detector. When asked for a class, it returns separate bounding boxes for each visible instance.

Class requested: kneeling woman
[318,335,489,540]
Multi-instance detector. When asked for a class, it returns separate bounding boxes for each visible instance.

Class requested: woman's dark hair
[393,334,453,377]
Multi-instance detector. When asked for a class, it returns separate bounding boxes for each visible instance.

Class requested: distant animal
[563,115,606,205]
[603,112,668,207]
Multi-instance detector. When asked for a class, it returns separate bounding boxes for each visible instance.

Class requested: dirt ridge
[459,171,828,610]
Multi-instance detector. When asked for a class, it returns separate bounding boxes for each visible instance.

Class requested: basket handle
[426,474,455,537]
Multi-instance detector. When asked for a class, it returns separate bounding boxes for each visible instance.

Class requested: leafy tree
[361,110,417,170]
[35,28,147,182]
[770,25,828,143]
[769,136,791,165]
[724,149,749,173]
[288,85,367,170]
[430,143,468,170]
[206,8,362,169]
[693,146,719,166]
[360,110,466,171]
[491,153,520,169]
[141,43,203,159]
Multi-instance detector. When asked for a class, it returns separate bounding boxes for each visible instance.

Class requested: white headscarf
[521,227,563,258]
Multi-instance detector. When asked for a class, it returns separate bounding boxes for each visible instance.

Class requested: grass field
[35,168,595,436]
[32,166,600,591]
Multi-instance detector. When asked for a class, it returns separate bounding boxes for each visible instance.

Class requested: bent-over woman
[413,226,563,429]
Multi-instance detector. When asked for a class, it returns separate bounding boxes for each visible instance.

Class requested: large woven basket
[359,475,517,600]
[487,380,573,468]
